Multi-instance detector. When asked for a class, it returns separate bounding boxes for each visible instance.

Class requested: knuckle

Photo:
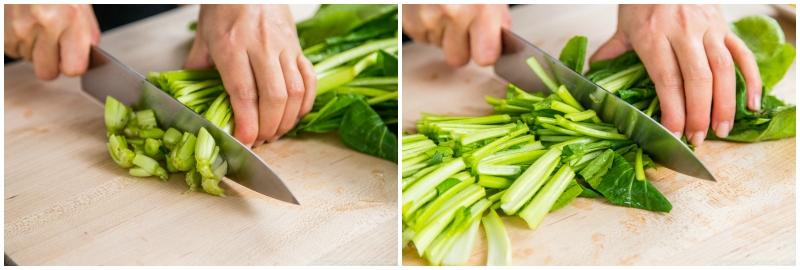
[231,84,258,103]
[709,54,734,71]
[682,64,712,86]
[657,71,683,91]
[285,80,305,97]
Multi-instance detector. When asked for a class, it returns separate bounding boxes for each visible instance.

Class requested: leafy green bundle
[105,96,229,196]
[578,15,795,143]
[147,5,398,162]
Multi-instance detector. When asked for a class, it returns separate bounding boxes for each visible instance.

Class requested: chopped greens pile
[147,4,398,162]
[402,72,670,266]
[402,14,795,266]
[582,15,796,143]
[105,96,229,196]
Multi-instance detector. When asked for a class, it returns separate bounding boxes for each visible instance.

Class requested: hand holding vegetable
[4,4,100,80]
[591,4,763,147]
[402,4,511,67]
[183,4,317,148]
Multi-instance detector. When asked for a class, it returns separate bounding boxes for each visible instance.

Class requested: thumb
[589,31,632,63]
[183,33,213,70]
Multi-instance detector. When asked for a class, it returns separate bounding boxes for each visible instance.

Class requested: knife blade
[494,29,716,181]
[80,46,300,204]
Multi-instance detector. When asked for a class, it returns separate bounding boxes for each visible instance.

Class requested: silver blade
[80,46,300,203]
[494,29,716,181]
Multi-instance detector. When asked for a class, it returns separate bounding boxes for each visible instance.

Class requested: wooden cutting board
[4,5,398,266]
[402,4,796,266]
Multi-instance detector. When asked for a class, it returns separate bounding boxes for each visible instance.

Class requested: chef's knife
[494,29,716,181]
[81,46,300,204]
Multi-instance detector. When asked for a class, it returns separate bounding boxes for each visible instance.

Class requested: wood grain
[4,5,398,266]
[402,4,795,266]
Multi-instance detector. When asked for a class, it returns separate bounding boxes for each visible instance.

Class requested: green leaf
[339,99,398,162]
[594,153,672,213]
[377,49,398,76]
[558,36,588,73]
[297,4,397,48]
[578,149,614,188]
[436,177,462,195]
[550,179,583,212]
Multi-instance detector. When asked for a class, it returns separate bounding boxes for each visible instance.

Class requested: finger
[297,55,316,116]
[401,5,428,43]
[5,6,21,58]
[19,34,35,62]
[590,31,632,62]
[58,22,93,76]
[183,33,213,70]
[499,4,511,29]
[270,52,305,141]
[31,33,59,80]
[249,49,288,142]
[211,45,259,147]
[725,33,762,111]
[253,140,265,147]
[420,5,445,46]
[704,32,735,138]
[441,14,471,67]
[672,35,713,147]
[469,5,503,66]
[633,34,686,139]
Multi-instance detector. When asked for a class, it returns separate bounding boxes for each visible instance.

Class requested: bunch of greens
[402,71,671,265]
[148,4,398,163]
[578,15,795,143]
[105,96,229,197]
[290,4,399,162]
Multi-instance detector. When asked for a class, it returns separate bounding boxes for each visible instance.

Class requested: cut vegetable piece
[105,96,129,134]
[132,154,168,181]
[483,209,512,266]
[500,147,561,215]
[402,158,467,215]
[518,164,575,230]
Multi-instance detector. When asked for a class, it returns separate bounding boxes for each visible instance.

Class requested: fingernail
[688,131,705,147]
[672,131,683,139]
[715,121,730,138]
[751,94,761,111]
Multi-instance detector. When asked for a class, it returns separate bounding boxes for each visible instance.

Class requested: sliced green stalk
[105,96,129,133]
[413,184,485,256]
[635,148,646,181]
[555,115,628,140]
[202,160,227,197]
[526,56,557,92]
[402,158,467,215]
[487,190,506,202]
[644,96,660,117]
[345,77,398,86]
[476,164,521,176]
[429,199,491,265]
[483,209,512,266]
[144,138,164,160]
[313,37,397,73]
[550,137,599,150]
[140,128,165,139]
[519,164,576,230]
[335,86,390,97]
[564,110,597,122]
[402,134,428,144]
[541,123,581,136]
[596,64,645,93]
[501,147,561,215]
[129,166,153,177]
[437,115,511,125]
[162,128,182,150]
[136,110,158,130]
[481,149,547,165]
[539,135,583,142]
[367,91,399,105]
[440,213,481,266]
[477,175,514,189]
[459,128,510,146]
[169,132,197,171]
[465,125,529,165]
[107,134,135,168]
[556,85,602,124]
[132,154,168,181]
[413,176,475,230]
[183,168,202,194]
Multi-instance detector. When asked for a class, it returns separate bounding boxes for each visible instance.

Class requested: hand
[591,4,762,147]
[402,4,511,67]
[184,4,316,147]
[4,4,100,80]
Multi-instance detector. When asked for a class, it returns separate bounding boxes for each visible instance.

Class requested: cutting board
[402,4,796,266]
[4,5,398,265]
